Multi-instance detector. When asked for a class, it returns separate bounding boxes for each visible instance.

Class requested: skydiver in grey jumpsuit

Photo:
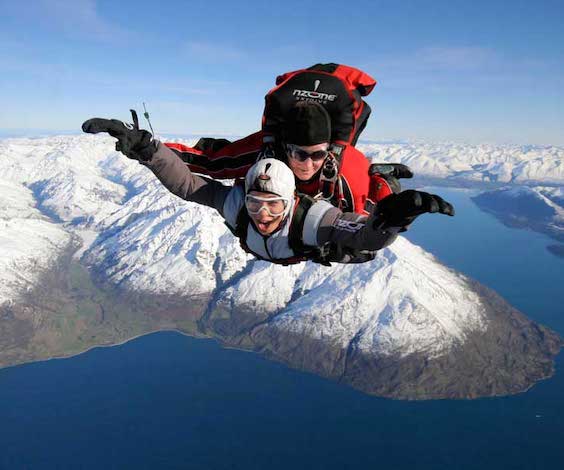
[82,113,454,265]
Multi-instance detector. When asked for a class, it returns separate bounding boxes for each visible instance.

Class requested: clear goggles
[286,143,330,162]
[245,194,289,217]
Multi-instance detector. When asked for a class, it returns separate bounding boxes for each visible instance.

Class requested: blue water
[407,188,563,328]
[1,188,563,470]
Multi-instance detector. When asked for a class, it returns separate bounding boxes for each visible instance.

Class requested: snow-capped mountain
[0,135,561,398]
[472,185,564,257]
[357,141,564,186]
[0,179,71,306]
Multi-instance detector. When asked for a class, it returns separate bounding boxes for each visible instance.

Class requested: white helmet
[245,158,295,201]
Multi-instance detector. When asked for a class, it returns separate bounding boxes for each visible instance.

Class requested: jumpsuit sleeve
[302,201,400,253]
[141,141,233,217]
[163,131,264,180]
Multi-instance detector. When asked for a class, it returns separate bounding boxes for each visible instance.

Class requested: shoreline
[0,328,212,373]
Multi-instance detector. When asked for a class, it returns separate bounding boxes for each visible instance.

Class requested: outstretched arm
[307,205,400,253]
[142,143,232,215]
[82,112,232,216]
[304,190,455,255]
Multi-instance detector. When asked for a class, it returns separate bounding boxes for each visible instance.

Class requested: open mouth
[254,215,282,233]
[256,220,275,232]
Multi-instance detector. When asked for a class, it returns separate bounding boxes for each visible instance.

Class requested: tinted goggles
[286,144,329,162]
[245,194,289,217]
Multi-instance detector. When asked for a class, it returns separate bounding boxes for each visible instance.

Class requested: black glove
[374,190,455,230]
[369,163,414,179]
[82,110,157,161]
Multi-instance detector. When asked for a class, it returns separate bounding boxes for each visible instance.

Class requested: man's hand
[82,110,157,161]
[374,190,455,230]
[369,163,413,179]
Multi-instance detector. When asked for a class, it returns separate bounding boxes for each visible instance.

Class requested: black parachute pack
[184,63,376,165]
[262,63,377,148]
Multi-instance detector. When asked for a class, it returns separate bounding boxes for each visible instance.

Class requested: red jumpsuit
[165,131,393,215]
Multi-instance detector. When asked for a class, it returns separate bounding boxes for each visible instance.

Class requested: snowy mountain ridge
[357,141,564,186]
[0,135,561,383]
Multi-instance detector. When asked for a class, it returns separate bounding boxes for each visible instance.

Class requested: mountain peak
[0,135,560,399]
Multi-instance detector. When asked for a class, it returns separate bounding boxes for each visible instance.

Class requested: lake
[1,188,563,470]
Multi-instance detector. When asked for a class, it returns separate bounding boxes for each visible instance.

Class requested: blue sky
[1,0,563,145]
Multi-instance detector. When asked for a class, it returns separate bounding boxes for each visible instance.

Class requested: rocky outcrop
[200,267,562,400]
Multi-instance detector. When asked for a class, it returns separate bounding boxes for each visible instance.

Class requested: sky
[1,0,563,145]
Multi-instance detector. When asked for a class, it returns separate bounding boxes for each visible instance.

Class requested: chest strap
[227,194,331,266]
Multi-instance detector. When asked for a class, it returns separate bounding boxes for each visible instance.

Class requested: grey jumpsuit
[142,142,399,263]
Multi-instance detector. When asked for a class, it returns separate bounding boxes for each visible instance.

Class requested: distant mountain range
[0,135,561,399]
[472,186,564,257]
[357,141,564,187]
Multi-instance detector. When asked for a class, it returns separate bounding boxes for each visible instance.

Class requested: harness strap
[228,194,331,266]
[318,144,354,212]
[319,155,338,201]
[232,205,252,255]
[288,195,332,266]
[288,195,315,255]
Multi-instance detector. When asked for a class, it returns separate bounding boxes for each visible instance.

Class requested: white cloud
[184,41,247,62]
[375,46,497,74]
[23,0,136,43]
[365,45,559,91]
[414,46,496,70]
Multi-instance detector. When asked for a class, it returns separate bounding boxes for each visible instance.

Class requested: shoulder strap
[319,154,339,201]
[225,204,252,255]
[229,195,332,266]
[318,147,354,212]
[288,195,315,254]
[337,174,354,212]
[229,180,249,240]
[288,195,332,266]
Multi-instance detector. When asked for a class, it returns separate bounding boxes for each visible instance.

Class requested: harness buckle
[319,154,338,201]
